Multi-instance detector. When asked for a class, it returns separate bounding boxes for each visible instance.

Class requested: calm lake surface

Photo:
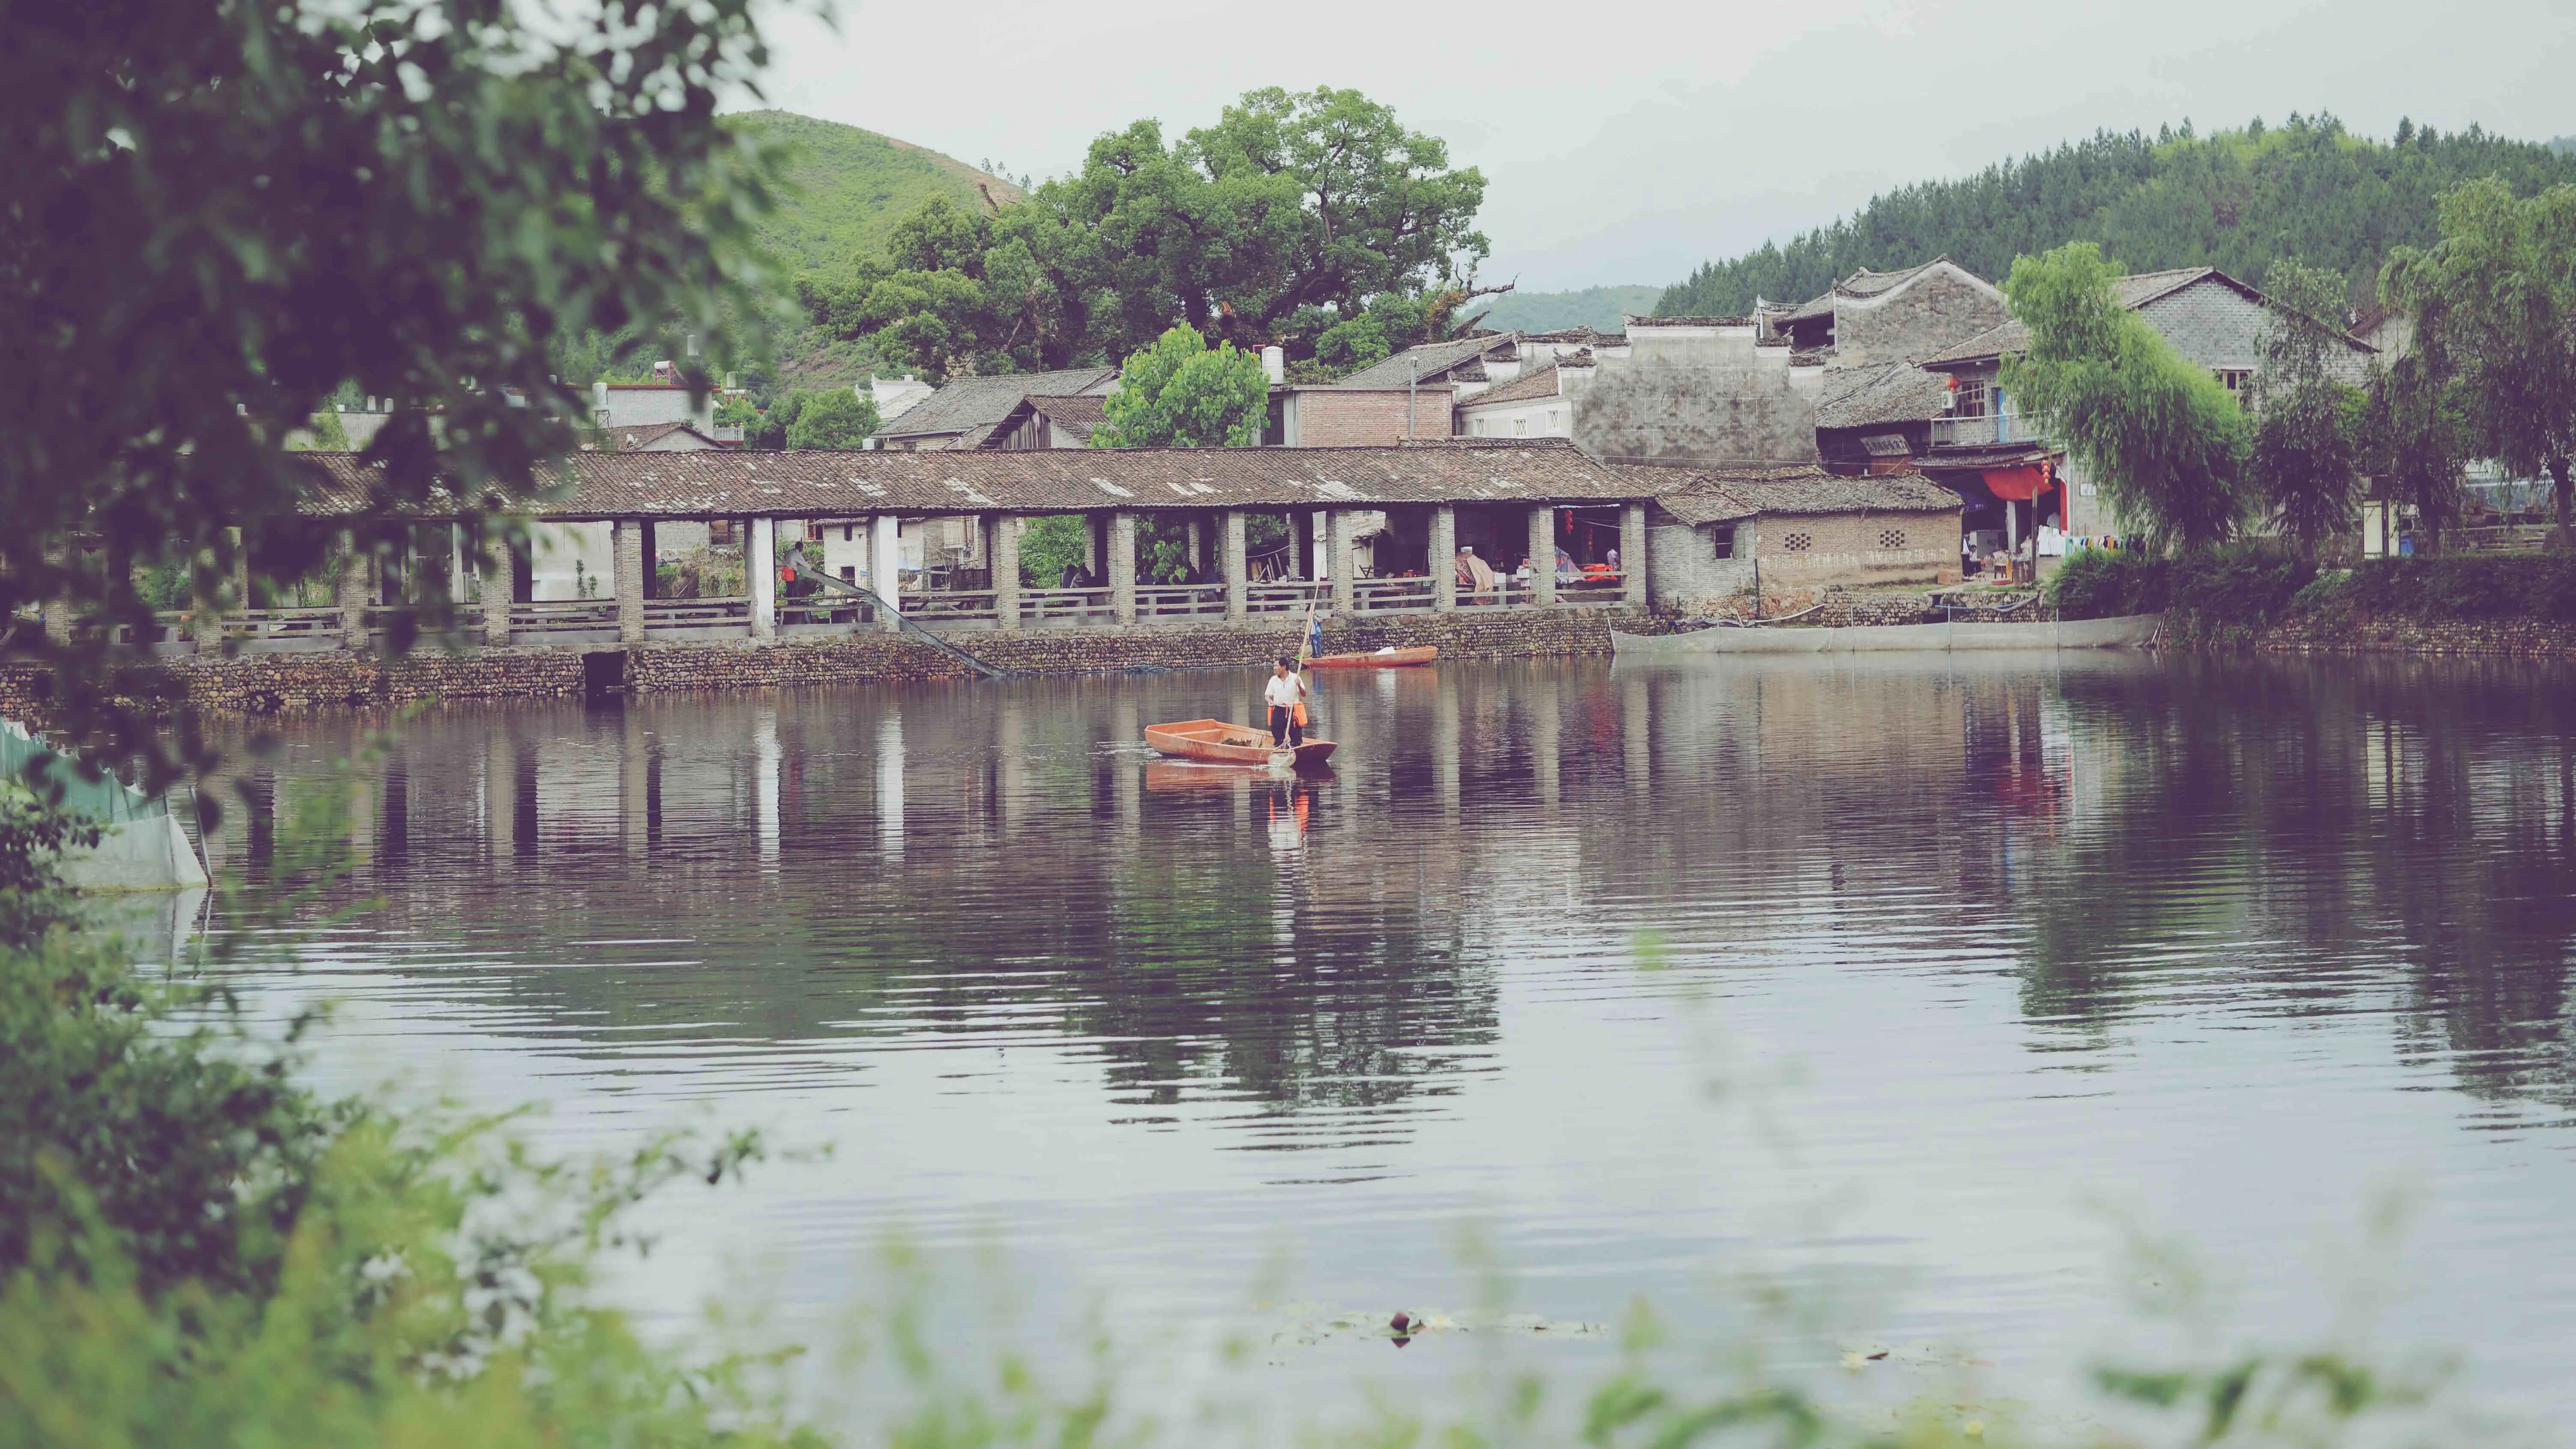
[198,652,2576,1422]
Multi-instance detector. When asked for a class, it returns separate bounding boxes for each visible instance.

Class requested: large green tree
[6,0,786,780]
[781,388,881,449]
[798,87,1491,381]
[2385,177,2576,546]
[2001,244,2252,550]
[1092,326,1269,449]
[2249,257,2368,555]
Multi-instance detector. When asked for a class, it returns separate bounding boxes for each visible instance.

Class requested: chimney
[1262,345,1285,385]
[592,380,608,413]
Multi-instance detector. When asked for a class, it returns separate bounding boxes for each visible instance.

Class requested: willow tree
[2250,257,2367,556]
[2001,243,2252,550]
[6,0,788,779]
[2385,177,2576,547]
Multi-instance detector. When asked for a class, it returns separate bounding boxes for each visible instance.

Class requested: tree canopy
[1658,116,2576,318]
[2385,177,2576,544]
[2001,244,2251,551]
[781,388,882,449]
[7,0,785,780]
[1092,327,1270,449]
[2249,257,2367,554]
[797,87,1491,382]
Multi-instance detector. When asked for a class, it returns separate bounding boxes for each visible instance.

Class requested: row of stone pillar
[302,501,1651,652]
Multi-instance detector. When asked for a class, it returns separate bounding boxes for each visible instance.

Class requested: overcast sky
[746,0,2576,293]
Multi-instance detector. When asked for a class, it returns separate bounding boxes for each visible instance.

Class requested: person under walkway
[1264,657,1307,748]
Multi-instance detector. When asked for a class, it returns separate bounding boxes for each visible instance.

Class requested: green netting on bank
[1,722,167,824]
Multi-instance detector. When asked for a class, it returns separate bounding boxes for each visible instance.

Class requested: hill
[730,110,1022,274]
[1658,116,2576,318]
[1473,285,1663,334]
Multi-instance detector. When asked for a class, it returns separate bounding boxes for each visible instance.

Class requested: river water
[199,652,2576,1427]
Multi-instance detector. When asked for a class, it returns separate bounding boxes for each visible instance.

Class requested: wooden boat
[1143,718,1336,770]
[1304,645,1438,669]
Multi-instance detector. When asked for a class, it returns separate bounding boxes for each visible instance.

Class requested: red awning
[1982,465,2052,501]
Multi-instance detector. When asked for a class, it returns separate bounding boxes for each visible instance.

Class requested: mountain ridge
[1658,117,2576,318]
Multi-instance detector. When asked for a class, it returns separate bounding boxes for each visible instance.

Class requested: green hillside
[1474,285,1663,333]
[730,110,1022,273]
[1659,116,2576,317]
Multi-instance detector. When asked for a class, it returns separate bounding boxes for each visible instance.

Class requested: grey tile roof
[1334,334,1519,390]
[1458,364,1562,408]
[872,366,1119,445]
[1628,315,1756,327]
[295,439,1657,520]
[1919,266,2371,369]
[979,393,1110,446]
[1813,361,1954,428]
[1783,257,1972,322]
[1648,465,1962,526]
[609,422,715,450]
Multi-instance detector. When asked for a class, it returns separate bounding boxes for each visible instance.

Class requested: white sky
[746,0,2576,292]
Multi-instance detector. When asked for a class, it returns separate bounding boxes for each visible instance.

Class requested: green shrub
[2048,549,2171,619]
[2171,544,2316,628]
[2327,556,2576,621]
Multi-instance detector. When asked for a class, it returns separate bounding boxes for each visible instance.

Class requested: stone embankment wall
[1679,588,2042,626]
[0,608,1643,722]
[2251,611,2576,658]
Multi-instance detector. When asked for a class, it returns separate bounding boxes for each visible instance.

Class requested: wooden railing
[1246,582,1320,615]
[509,599,616,637]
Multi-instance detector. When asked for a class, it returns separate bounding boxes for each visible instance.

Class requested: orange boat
[1305,645,1438,669]
[1143,718,1336,770]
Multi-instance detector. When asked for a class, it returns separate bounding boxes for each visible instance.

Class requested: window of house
[839,566,856,583]
[1780,532,1813,553]
[842,524,855,542]
[709,519,734,545]
[2216,368,2254,404]
[1878,527,1908,550]
[1954,376,1991,417]
[1514,417,1527,437]
[1711,524,1735,560]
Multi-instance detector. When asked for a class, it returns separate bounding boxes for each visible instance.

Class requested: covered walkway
[87,441,1659,654]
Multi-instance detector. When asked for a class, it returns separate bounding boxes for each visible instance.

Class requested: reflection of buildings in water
[754,707,781,869]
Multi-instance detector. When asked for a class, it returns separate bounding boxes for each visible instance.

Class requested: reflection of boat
[1306,646,1437,669]
[1146,759,1335,792]
[1144,718,1336,769]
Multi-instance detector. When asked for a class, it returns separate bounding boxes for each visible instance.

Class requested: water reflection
[193,652,2576,1409]
[206,655,2576,1127]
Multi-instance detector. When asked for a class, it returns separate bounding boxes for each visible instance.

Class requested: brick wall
[1739,510,1962,589]
[1289,390,1451,446]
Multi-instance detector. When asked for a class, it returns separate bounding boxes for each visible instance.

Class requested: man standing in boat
[1265,658,1308,749]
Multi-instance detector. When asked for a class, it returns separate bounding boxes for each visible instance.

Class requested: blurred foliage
[6,0,793,787]
[783,388,883,449]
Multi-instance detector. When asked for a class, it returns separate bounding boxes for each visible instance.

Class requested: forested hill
[726,110,1023,274]
[1657,117,2576,317]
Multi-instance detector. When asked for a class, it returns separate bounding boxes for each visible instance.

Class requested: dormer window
[1954,377,1991,419]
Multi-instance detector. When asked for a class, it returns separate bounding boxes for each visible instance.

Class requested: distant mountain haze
[1656,118,2576,318]
[1472,286,1664,333]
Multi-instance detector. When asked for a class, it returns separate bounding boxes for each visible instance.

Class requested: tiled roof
[1520,326,1625,345]
[1335,334,1519,390]
[1458,364,1562,408]
[1784,257,1996,324]
[980,393,1109,446]
[873,366,1119,444]
[1813,361,1954,428]
[1919,320,2027,369]
[609,422,713,451]
[1649,465,1962,526]
[1919,266,2369,369]
[1628,315,1756,327]
[294,439,1656,519]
